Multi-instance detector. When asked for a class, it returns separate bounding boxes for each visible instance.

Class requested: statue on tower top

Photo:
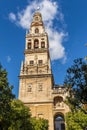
[36,6,40,11]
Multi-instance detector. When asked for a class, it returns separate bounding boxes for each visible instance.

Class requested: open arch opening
[35,28,39,33]
[54,113,65,130]
[34,39,39,49]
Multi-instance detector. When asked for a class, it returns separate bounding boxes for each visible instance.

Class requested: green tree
[8,99,32,130]
[0,64,15,130]
[64,58,87,110]
[64,58,87,130]
[65,110,87,130]
[30,117,48,130]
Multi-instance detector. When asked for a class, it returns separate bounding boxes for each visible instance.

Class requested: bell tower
[19,11,54,130]
[18,11,70,130]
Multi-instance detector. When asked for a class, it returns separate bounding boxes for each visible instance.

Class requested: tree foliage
[30,117,48,130]
[8,99,32,130]
[0,64,15,129]
[64,58,87,130]
[64,58,87,110]
[65,110,87,130]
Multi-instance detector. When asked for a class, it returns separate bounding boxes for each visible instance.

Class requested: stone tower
[19,11,69,130]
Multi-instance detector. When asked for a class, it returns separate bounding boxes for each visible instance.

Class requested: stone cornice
[24,48,48,54]
[19,73,53,79]
[24,101,53,104]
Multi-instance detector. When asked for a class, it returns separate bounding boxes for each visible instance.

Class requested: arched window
[27,42,31,49]
[41,41,45,48]
[35,28,39,33]
[34,39,39,49]
[54,114,65,130]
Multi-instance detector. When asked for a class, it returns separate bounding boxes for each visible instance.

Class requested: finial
[35,5,40,12]
[37,6,40,11]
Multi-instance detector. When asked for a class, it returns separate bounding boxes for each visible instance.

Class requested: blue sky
[0,0,87,98]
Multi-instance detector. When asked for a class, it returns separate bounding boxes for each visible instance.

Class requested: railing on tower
[52,85,67,94]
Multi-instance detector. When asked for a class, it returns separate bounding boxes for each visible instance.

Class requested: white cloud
[48,30,67,60]
[39,0,58,21]
[9,0,67,62]
[9,13,16,21]
[6,56,11,63]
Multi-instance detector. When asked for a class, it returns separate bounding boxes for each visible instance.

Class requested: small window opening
[27,84,32,92]
[38,60,43,66]
[30,60,34,65]
[41,38,44,40]
[41,42,45,48]
[27,42,31,49]
[28,39,31,41]
[35,28,39,33]
[34,39,39,49]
